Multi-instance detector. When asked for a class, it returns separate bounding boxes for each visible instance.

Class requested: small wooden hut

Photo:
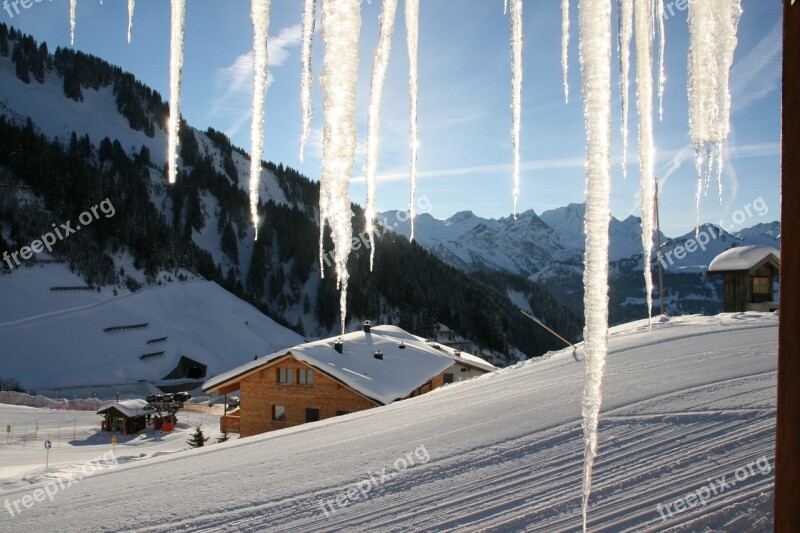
[97,399,150,435]
[708,245,780,313]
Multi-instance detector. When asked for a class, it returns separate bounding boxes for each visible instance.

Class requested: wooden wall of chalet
[408,373,445,398]
[721,264,777,313]
[238,356,378,438]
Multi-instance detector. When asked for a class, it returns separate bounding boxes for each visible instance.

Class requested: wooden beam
[776,2,800,531]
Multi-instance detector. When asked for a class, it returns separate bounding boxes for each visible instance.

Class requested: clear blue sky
[3,0,782,237]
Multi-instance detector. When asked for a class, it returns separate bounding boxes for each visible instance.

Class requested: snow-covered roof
[203,325,496,405]
[708,245,780,274]
[97,399,150,418]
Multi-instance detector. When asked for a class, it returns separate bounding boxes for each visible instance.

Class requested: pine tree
[188,426,209,448]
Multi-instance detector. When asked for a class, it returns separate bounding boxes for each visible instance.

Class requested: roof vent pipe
[373,350,384,360]
[398,341,406,350]
[363,320,372,333]
[334,341,343,354]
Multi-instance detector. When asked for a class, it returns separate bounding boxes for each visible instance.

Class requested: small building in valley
[708,245,780,313]
[202,323,497,438]
[98,399,150,435]
[98,398,176,434]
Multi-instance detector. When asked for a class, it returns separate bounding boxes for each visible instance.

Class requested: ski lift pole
[520,310,576,350]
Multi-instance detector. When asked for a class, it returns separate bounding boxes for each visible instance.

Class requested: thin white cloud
[207,24,303,137]
[731,21,782,110]
[352,156,586,184]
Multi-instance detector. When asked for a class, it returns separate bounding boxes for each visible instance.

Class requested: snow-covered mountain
[389,202,777,277]
[0,25,584,368]
[386,204,779,323]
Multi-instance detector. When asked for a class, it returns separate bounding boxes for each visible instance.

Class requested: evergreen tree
[188,426,209,448]
[0,25,9,57]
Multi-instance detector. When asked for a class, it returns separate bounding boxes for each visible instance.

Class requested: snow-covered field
[0,313,777,532]
[0,405,223,487]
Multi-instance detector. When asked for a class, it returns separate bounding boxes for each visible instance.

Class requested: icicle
[249,0,272,234]
[319,0,360,336]
[577,0,612,530]
[299,0,315,163]
[687,0,742,229]
[509,0,523,216]
[364,0,399,271]
[128,0,135,44]
[561,0,570,103]
[406,0,420,242]
[656,0,666,121]
[167,0,186,185]
[70,0,77,45]
[635,0,656,325]
[617,0,633,178]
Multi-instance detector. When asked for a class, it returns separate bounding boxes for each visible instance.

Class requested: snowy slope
[0,265,304,398]
[0,313,777,531]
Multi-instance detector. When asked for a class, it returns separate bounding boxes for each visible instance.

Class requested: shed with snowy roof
[97,399,150,435]
[202,323,497,438]
[708,245,780,313]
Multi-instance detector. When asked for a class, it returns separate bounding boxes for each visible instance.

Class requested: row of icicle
[65,2,743,529]
[561,0,742,530]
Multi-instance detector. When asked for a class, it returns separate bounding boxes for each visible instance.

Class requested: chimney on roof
[363,320,372,333]
[334,340,343,354]
[373,350,384,360]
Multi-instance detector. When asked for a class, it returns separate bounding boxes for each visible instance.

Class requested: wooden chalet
[707,245,780,313]
[203,323,496,438]
[97,399,174,435]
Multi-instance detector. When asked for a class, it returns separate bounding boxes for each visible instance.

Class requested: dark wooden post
[776,2,799,531]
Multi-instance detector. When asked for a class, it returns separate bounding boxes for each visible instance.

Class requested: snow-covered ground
[0,313,777,531]
[0,404,223,488]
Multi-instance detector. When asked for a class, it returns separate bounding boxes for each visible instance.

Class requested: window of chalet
[298,369,314,386]
[273,405,285,422]
[753,277,770,294]
[306,408,320,422]
[278,368,294,385]
[444,373,454,384]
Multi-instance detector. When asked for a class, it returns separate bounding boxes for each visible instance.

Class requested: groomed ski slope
[1,313,777,532]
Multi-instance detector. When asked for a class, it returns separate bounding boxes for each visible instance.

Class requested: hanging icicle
[634,0,656,325]
[70,0,77,45]
[656,0,666,121]
[687,0,742,230]
[299,0,315,163]
[127,0,135,44]
[561,0,570,102]
[406,0,420,242]
[249,0,272,234]
[364,0,399,271]
[617,0,633,177]
[319,0,360,336]
[509,0,523,216]
[167,0,186,185]
[577,0,612,530]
